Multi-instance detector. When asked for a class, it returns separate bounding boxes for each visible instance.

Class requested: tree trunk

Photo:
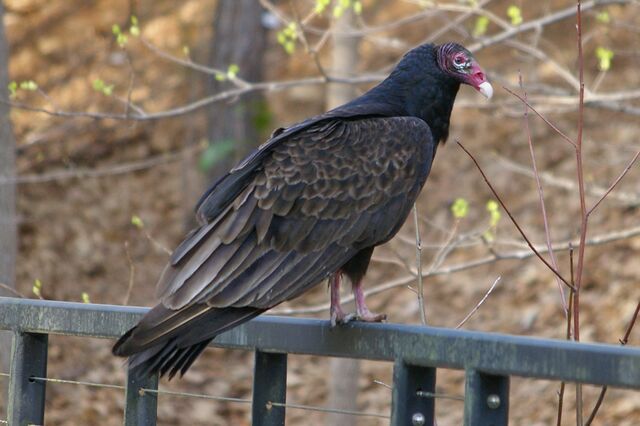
[0,0,17,415]
[325,9,361,426]
[182,0,267,229]
[205,0,267,179]
[0,0,16,295]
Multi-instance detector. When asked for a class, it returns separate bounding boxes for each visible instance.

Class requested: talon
[356,312,387,323]
[331,310,356,327]
[338,313,356,324]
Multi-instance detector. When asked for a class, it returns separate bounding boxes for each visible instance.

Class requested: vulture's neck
[347,72,460,145]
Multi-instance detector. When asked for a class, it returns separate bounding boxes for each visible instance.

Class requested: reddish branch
[456,140,575,291]
[588,149,640,216]
[519,74,567,312]
[503,87,576,148]
[585,299,640,425]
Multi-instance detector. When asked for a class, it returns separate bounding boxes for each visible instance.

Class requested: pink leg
[353,280,387,322]
[329,272,355,326]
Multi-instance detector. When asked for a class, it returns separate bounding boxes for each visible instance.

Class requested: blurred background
[1,0,639,424]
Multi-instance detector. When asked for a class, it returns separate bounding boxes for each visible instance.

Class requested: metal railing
[1,296,640,425]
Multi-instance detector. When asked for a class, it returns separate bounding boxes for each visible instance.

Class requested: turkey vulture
[113,42,492,379]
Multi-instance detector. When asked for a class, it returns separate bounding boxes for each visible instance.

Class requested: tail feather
[113,304,265,379]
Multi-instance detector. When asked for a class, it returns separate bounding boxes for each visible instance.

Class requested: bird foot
[330,309,356,327]
[356,310,387,323]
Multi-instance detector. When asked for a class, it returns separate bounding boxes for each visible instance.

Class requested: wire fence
[0,369,475,421]
[2,297,640,425]
[2,369,393,420]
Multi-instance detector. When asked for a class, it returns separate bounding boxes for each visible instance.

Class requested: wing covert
[158,116,435,311]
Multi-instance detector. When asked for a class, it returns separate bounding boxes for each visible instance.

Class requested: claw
[356,310,387,323]
[331,311,356,327]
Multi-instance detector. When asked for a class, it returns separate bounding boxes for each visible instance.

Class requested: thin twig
[556,285,575,426]
[456,276,501,329]
[503,86,576,148]
[142,229,171,256]
[124,51,136,118]
[519,73,567,313]
[506,40,583,94]
[123,241,135,306]
[456,140,574,291]
[585,298,640,425]
[574,3,586,424]
[587,148,640,216]
[288,0,329,81]
[0,144,203,185]
[573,0,588,343]
[413,204,427,325]
[426,220,461,275]
[0,282,24,298]
[373,379,392,389]
[0,73,384,122]
[495,154,640,206]
[468,0,630,53]
[139,37,250,88]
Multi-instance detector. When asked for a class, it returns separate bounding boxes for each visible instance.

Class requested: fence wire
[22,373,391,419]
[3,371,465,421]
[269,401,389,419]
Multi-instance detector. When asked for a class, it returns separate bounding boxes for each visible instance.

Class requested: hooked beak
[478,82,493,99]
[467,62,493,100]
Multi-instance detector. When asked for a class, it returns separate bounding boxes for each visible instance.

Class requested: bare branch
[503,86,576,147]
[0,145,201,185]
[456,140,574,290]
[505,40,584,95]
[585,297,640,425]
[413,204,427,325]
[519,74,567,312]
[139,37,250,88]
[0,282,24,298]
[456,276,501,329]
[495,154,640,206]
[468,0,632,53]
[122,241,136,306]
[588,148,640,216]
[0,73,385,121]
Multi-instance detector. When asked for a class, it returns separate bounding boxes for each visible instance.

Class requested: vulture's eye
[453,54,467,69]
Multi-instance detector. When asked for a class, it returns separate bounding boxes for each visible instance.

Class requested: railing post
[390,359,436,426]
[252,350,287,426]
[123,370,158,426]
[7,332,48,426]
[463,370,509,426]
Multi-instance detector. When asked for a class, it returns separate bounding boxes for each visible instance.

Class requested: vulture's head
[389,42,493,102]
[435,42,493,99]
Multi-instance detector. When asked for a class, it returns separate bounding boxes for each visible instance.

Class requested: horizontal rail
[1,297,640,389]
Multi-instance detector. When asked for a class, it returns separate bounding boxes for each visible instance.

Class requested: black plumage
[113,42,492,379]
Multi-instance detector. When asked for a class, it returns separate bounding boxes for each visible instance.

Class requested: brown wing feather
[157,116,433,313]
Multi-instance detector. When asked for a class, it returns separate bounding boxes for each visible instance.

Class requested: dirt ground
[2,0,640,425]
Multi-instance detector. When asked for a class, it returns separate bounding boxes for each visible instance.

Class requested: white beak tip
[479,82,493,99]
